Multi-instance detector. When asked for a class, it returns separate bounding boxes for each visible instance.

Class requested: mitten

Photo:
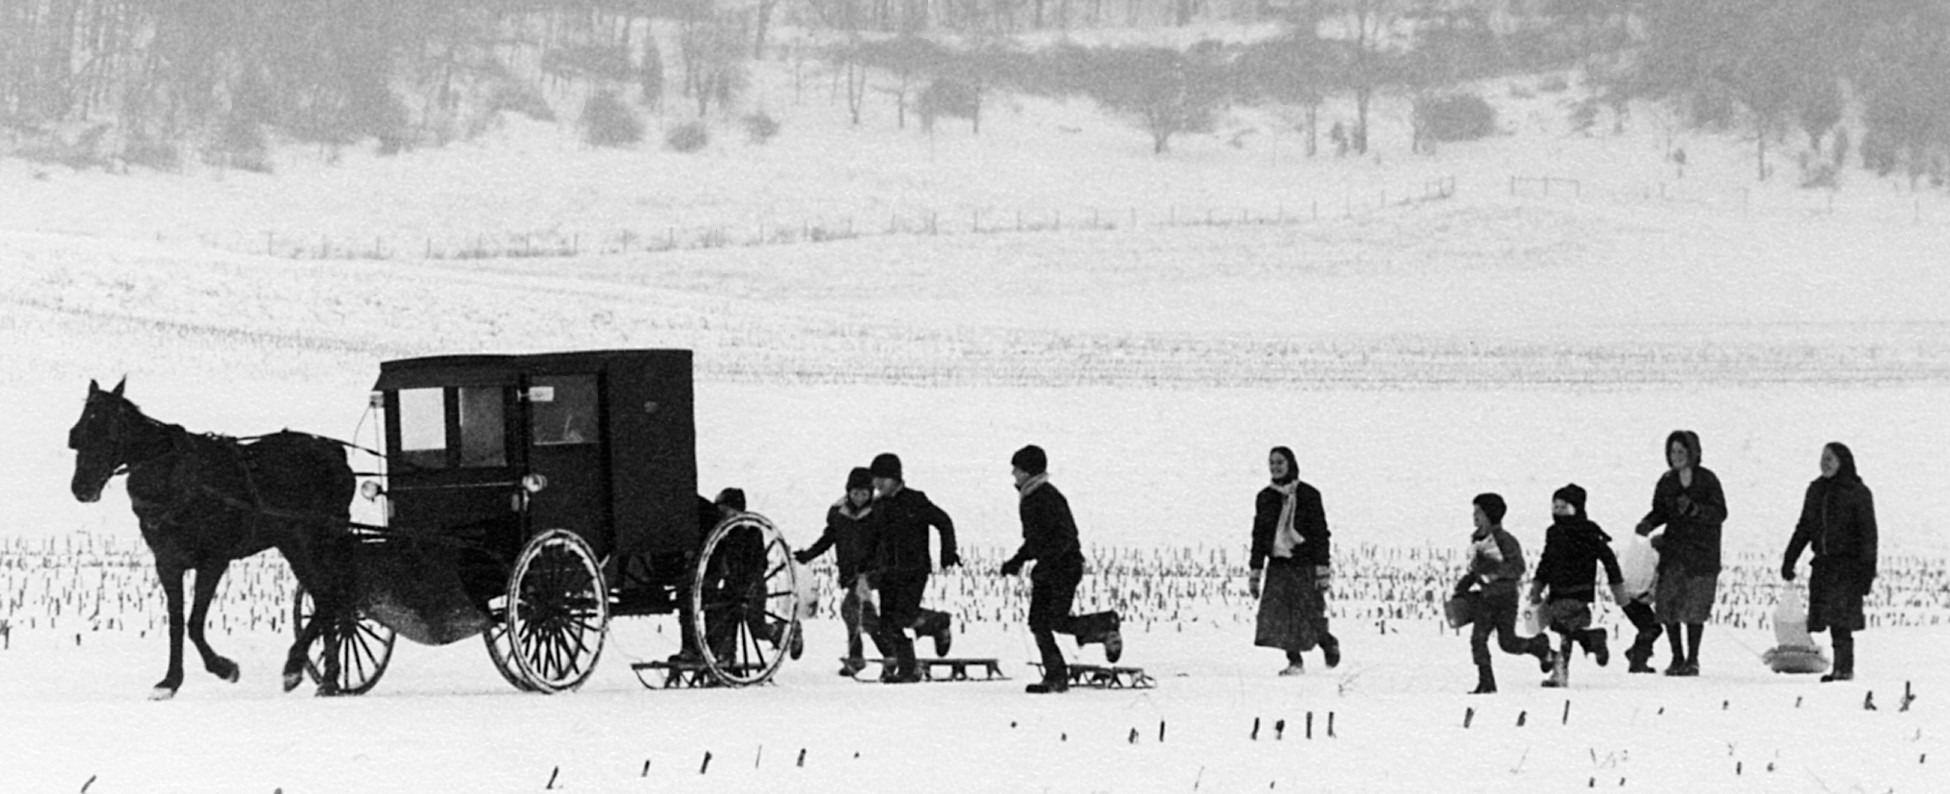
[1634,521,1653,537]
[793,550,814,565]
[999,557,1023,577]
[1779,560,1796,581]
[1248,568,1263,599]
[940,549,962,569]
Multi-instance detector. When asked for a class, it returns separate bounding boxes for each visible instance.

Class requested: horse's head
[69,378,136,503]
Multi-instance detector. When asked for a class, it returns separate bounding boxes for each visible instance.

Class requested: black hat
[714,487,746,512]
[870,453,903,481]
[845,466,874,492]
[1472,493,1507,524]
[1551,483,1587,517]
[1010,444,1048,476]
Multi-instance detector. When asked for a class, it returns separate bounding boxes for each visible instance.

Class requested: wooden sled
[1030,662,1156,689]
[862,657,1009,682]
[628,659,772,689]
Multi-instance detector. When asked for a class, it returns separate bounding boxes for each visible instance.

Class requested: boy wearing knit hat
[999,445,1124,693]
[797,467,887,676]
[861,452,961,683]
[1455,493,1557,694]
[1528,484,1626,688]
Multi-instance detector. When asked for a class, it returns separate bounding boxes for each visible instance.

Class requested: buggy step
[1028,662,1156,689]
[860,657,1009,682]
[629,659,772,689]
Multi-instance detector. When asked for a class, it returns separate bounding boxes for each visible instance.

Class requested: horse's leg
[187,561,241,683]
[152,562,188,699]
[282,554,346,696]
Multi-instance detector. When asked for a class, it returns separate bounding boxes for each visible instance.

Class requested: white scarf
[1017,472,1049,500]
[1272,479,1306,558]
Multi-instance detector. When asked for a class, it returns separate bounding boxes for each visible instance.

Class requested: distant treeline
[1,0,1945,182]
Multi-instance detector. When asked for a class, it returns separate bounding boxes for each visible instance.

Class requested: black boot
[1470,664,1496,694]
[1320,633,1341,669]
[1624,635,1656,673]
[1027,676,1070,694]
[1823,630,1855,682]
[1585,630,1610,667]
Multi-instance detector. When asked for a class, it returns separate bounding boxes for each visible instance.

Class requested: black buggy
[294,349,804,694]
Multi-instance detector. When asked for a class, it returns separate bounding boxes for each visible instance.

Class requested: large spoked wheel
[505,529,610,694]
[691,512,801,687]
[482,599,539,692]
[292,585,396,696]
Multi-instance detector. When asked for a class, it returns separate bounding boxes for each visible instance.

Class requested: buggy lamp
[521,473,549,494]
[359,481,385,500]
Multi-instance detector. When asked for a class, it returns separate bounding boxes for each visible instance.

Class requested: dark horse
[68,378,358,698]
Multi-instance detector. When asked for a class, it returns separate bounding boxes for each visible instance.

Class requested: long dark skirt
[1808,557,1868,633]
[1653,567,1718,624]
[1255,560,1323,653]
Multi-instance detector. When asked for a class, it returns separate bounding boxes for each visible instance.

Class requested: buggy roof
[372,349,692,391]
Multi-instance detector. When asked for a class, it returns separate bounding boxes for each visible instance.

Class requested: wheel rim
[506,529,609,693]
[482,598,538,692]
[293,584,396,695]
[691,513,800,686]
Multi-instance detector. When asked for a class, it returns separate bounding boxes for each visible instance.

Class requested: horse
[67,378,359,698]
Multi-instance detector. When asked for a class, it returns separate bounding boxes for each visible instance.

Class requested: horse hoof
[282,672,304,693]
[149,687,177,701]
[213,661,241,683]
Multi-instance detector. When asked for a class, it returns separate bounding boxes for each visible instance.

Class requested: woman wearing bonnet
[1250,446,1341,676]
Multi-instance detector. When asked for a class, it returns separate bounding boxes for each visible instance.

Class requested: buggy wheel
[482,601,538,692]
[506,529,610,693]
[292,584,395,696]
[691,512,801,687]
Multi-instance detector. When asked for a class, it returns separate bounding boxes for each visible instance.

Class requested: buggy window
[398,388,447,469]
[458,386,507,467]
[531,375,596,446]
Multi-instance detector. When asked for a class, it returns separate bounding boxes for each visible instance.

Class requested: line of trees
[3,0,1948,183]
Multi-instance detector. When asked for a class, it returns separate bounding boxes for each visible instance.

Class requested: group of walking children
[1453,430,1879,692]
[795,446,1124,693]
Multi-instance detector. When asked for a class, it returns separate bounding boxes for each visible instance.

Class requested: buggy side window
[458,386,507,467]
[531,375,596,446]
[398,388,447,469]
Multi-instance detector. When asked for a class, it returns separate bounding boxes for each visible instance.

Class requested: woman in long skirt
[1250,446,1340,675]
[1781,442,1878,682]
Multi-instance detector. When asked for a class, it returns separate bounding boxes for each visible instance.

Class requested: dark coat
[1251,480,1331,569]
[1532,517,1623,603]
[1636,431,1728,575]
[1784,472,1878,632]
[862,485,957,578]
[1785,476,1879,576]
[1459,526,1527,599]
[1005,479,1084,583]
[798,498,876,583]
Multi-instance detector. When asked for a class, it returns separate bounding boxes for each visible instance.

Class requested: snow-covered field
[4,46,1950,792]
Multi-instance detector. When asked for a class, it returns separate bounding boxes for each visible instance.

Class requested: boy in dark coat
[1634,430,1728,677]
[1250,446,1339,675]
[861,452,960,683]
[796,467,886,677]
[1781,442,1878,682]
[1454,493,1556,694]
[998,445,1123,694]
[1529,484,1625,689]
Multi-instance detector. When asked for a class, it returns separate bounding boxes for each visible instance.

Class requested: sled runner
[862,657,1009,682]
[630,658,775,689]
[1029,662,1156,689]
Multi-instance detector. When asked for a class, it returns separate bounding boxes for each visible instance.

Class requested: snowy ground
[4,44,1950,793]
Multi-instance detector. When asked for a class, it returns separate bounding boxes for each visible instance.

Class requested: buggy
[296,349,803,693]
